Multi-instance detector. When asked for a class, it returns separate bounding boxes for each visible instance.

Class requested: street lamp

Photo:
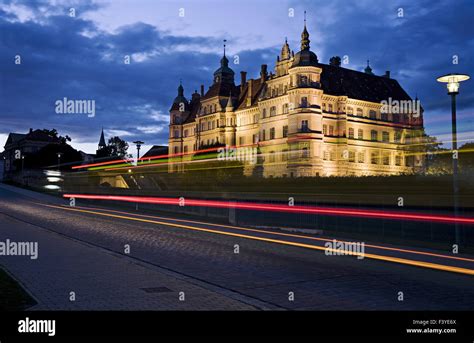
[133,140,144,164]
[57,152,63,170]
[436,73,470,245]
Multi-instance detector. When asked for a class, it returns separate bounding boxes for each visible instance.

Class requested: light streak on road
[65,204,474,264]
[62,194,474,225]
[39,203,474,276]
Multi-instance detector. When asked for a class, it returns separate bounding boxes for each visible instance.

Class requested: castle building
[168,19,425,177]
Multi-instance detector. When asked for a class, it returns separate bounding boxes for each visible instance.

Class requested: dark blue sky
[1,0,473,154]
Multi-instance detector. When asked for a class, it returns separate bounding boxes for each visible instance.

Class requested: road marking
[39,203,474,276]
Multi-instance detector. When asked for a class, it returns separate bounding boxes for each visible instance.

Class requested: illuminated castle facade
[168,20,425,177]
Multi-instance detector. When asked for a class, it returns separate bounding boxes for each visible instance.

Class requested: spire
[280,36,291,60]
[226,91,234,111]
[220,39,229,67]
[177,79,184,96]
[364,60,374,75]
[214,39,234,84]
[301,11,310,51]
[98,128,106,148]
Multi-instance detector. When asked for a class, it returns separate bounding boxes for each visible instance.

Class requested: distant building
[3,128,60,176]
[168,18,425,177]
[142,145,168,160]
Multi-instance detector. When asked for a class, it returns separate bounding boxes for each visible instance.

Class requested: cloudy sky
[1,0,473,155]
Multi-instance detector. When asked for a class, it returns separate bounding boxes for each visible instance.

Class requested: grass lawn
[0,267,36,310]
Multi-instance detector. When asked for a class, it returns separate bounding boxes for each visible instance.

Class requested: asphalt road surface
[0,183,473,310]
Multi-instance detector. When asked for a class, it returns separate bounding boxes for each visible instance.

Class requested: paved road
[0,183,473,310]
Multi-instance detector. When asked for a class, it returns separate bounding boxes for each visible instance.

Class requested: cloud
[1,0,473,154]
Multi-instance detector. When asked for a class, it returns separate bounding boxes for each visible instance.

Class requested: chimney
[260,64,268,82]
[384,70,391,78]
[29,128,33,133]
[240,71,247,92]
[246,79,253,107]
[200,84,204,96]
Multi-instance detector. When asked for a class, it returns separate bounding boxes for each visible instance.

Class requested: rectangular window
[302,147,309,158]
[253,134,259,144]
[270,106,276,116]
[283,125,288,138]
[395,155,402,166]
[301,97,308,108]
[323,124,327,135]
[349,151,355,162]
[394,131,401,143]
[383,154,390,165]
[348,128,354,139]
[358,129,363,140]
[301,120,309,131]
[283,103,289,114]
[329,126,334,136]
[382,131,389,142]
[371,152,379,164]
[371,130,378,141]
[184,130,188,137]
[261,130,266,141]
[239,136,245,145]
[358,152,365,163]
[369,110,377,119]
[270,127,276,140]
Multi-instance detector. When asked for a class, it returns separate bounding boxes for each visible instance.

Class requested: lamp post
[436,73,470,245]
[57,152,63,171]
[133,140,144,165]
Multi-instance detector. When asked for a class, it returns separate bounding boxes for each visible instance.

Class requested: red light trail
[62,194,474,225]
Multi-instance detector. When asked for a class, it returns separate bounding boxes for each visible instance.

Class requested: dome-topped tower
[364,60,374,75]
[170,81,189,111]
[213,40,235,84]
[291,11,318,68]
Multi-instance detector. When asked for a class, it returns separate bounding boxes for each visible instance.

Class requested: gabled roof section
[5,133,27,146]
[318,63,412,103]
[202,82,240,100]
[236,78,264,110]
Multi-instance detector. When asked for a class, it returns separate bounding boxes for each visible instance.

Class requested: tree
[460,142,474,174]
[40,129,71,145]
[424,134,451,175]
[97,136,130,158]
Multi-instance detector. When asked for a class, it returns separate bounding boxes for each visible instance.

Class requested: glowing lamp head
[437,73,470,95]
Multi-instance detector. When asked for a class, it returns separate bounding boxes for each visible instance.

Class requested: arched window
[356,108,363,117]
[347,107,354,115]
[369,110,377,119]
